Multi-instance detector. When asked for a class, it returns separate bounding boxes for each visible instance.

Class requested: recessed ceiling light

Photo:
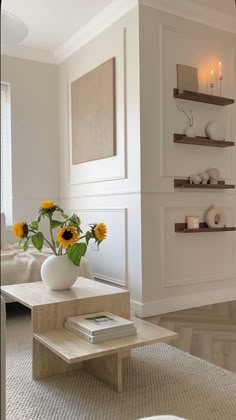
[1,10,28,44]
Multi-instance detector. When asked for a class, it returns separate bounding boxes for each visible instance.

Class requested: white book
[66,312,134,336]
[64,321,137,344]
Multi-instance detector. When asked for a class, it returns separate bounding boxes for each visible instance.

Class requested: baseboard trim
[131,287,236,317]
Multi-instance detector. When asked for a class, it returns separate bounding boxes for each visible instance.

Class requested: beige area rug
[6,311,236,420]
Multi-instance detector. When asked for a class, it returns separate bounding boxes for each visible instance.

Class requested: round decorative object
[41,255,79,290]
[205,206,226,229]
[205,121,225,141]
[207,168,220,185]
[189,174,201,184]
[185,126,195,138]
[199,172,209,184]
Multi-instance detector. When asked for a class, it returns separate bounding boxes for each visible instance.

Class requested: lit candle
[210,69,214,86]
[219,61,222,79]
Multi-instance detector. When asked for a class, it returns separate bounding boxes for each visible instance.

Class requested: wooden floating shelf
[174,133,235,148]
[174,88,235,106]
[174,179,235,189]
[175,223,236,233]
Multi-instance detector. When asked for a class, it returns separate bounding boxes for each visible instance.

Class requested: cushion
[0,213,7,249]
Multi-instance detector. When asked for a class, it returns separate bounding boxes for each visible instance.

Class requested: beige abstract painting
[71,57,116,164]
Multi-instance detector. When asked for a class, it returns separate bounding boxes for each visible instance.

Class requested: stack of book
[64,312,137,344]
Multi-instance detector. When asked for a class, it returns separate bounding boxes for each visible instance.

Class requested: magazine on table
[64,321,137,344]
[66,312,134,336]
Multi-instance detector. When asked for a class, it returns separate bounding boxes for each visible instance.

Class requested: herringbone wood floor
[146,301,236,374]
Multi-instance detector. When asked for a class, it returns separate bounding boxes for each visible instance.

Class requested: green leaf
[30,221,39,230]
[31,232,44,251]
[85,231,92,245]
[66,242,87,266]
[50,220,63,229]
[23,241,29,251]
[56,207,69,219]
[62,213,69,219]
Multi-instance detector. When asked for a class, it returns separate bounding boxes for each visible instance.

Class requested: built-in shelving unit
[174,179,235,189]
[175,223,235,233]
[173,88,235,106]
[174,133,235,148]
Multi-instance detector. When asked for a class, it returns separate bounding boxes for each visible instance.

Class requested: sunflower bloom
[57,226,79,248]
[94,223,107,241]
[12,222,28,238]
[41,200,54,209]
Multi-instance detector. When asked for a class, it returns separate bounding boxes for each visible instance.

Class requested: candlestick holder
[219,75,223,96]
[210,82,214,95]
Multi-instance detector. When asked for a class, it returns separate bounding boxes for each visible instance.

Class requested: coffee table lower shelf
[33,317,177,392]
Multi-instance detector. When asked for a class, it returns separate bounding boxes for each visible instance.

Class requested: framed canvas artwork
[71,57,116,164]
[177,64,199,93]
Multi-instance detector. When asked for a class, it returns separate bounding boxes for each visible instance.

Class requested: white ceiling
[1,0,236,63]
[1,0,114,51]
[193,0,236,16]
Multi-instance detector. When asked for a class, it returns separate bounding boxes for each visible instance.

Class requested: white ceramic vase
[41,255,79,290]
[185,126,195,138]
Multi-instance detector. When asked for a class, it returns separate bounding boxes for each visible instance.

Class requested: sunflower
[93,223,107,242]
[57,226,79,248]
[12,222,28,238]
[41,200,54,209]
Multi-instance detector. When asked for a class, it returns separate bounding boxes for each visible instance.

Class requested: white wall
[58,7,143,303]
[1,56,59,242]
[139,6,236,316]
[58,3,236,316]
[4,2,235,316]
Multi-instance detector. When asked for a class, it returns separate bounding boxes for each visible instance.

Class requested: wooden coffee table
[1,278,177,392]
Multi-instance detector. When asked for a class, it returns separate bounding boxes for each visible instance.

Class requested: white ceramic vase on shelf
[185,126,195,138]
[41,255,79,290]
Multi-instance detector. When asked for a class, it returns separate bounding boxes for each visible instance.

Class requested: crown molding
[2,0,235,65]
[53,0,138,64]
[139,0,236,34]
[1,44,56,64]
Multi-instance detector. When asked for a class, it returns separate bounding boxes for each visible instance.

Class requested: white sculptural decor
[189,168,220,185]
[207,168,220,185]
[199,171,209,184]
[205,121,225,141]
[205,206,226,229]
[176,105,195,138]
[189,174,201,184]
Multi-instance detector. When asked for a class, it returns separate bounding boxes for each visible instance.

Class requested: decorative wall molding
[68,27,127,186]
[60,189,140,199]
[13,193,60,200]
[3,0,236,65]
[140,0,236,35]
[94,274,127,287]
[54,0,138,64]
[131,287,236,317]
[2,45,57,64]
[71,208,128,287]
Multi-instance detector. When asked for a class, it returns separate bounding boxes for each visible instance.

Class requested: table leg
[32,339,83,379]
[85,352,124,392]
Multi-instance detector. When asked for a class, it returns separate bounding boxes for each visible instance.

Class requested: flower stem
[28,228,57,255]
[48,214,56,253]
[43,238,57,255]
